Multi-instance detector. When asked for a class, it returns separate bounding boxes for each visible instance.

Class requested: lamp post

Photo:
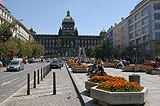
[133,48,137,64]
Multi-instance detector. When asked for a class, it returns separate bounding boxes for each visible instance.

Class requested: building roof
[63,10,74,23]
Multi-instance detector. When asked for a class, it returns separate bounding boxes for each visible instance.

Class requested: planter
[103,64,114,68]
[139,67,153,72]
[71,68,88,73]
[146,69,159,75]
[85,81,99,90]
[122,67,134,72]
[91,86,148,105]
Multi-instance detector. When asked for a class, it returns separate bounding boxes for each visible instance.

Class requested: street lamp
[133,48,137,64]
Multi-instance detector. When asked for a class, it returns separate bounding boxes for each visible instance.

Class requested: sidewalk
[2,66,82,106]
[67,67,160,106]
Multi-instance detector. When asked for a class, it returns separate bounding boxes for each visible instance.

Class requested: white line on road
[1,77,19,86]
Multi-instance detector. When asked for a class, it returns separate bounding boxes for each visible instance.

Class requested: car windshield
[150,61,155,63]
[52,60,59,63]
[10,61,19,65]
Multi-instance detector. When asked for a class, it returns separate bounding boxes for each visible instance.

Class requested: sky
[3,0,142,35]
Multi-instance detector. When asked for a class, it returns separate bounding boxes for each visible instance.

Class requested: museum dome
[0,0,4,7]
[63,10,74,23]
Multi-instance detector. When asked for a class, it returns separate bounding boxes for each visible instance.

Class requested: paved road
[0,62,49,104]
[2,64,82,106]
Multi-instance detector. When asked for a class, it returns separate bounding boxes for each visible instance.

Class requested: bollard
[129,74,140,84]
[53,72,56,95]
[43,67,45,78]
[27,73,30,95]
[41,68,43,81]
[60,61,61,70]
[34,71,36,88]
[37,69,40,84]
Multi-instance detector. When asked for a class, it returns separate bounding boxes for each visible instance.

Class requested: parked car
[7,61,24,71]
[50,60,61,69]
[2,60,11,67]
[23,59,27,64]
[142,60,160,67]
[28,59,35,64]
[46,58,51,62]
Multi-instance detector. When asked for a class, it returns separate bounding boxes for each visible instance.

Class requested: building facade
[34,10,104,57]
[112,18,127,59]
[0,1,30,41]
[126,0,160,60]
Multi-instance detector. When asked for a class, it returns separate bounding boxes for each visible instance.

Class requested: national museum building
[32,10,105,57]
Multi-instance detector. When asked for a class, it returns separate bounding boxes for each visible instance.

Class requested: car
[50,60,61,69]
[2,60,11,67]
[142,60,160,67]
[46,58,51,62]
[7,61,24,71]
[28,59,35,64]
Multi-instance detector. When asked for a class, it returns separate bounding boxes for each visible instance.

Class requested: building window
[129,25,134,32]
[142,7,148,16]
[142,17,148,25]
[46,39,48,42]
[143,35,148,42]
[136,38,141,45]
[155,13,160,20]
[155,23,160,29]
[130,40,134,46]
[135,29,141,37]
[142,25,149,33]
[156,32,160,39]
[129,32,134,39]
[135,13,141,20]
[129,17,134,25]
[154,3,160,10]
[135,21,141,29]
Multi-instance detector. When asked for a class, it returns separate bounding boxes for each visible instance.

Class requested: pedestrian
[97,61,107,76]
[153,61,159,71]
[126,60,130,65]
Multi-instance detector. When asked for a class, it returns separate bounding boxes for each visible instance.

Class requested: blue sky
[4,0,142,35]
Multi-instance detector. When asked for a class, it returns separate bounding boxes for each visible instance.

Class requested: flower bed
[88,75,148,105]
[71,65,89,73]
[139,65,153,72]
[103,62,115,68]
[122,65,135,72]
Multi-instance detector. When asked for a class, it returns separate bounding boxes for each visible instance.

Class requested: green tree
[86,46,96,57]
[17,39,26,57]
[2,39,18,59]
[0,22,13,42]
[31,41,41,57]
[25,41,33,58]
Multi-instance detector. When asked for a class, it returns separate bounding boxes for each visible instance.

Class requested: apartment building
[126,0,160,60]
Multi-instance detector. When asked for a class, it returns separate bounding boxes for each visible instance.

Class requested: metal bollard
[27,73,30,95]
[129,74,140,84]
[34,71,36,88]
[41,68,43,81]
[43,67,45,78]
[53,72,56,95]
[38,69,40,84]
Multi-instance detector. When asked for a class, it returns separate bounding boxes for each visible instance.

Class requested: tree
[2,39,18,59]
[25,41,33,58]
[17,38,26,57]
[0,22,13,42]
[86,46,95,57]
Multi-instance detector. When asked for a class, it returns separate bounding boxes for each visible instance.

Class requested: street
[0,62,50,104]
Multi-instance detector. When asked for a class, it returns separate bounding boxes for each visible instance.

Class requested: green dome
[63,10,74,23]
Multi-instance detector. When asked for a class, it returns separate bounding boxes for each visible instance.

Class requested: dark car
[2,60,11,67]
[28,59,35,64]
[50,60,61,69]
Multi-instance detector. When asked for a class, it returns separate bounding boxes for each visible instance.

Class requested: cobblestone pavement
[68,67,160,106]
[2,65,82,106]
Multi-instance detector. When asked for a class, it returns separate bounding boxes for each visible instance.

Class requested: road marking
[1,77,19,86]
